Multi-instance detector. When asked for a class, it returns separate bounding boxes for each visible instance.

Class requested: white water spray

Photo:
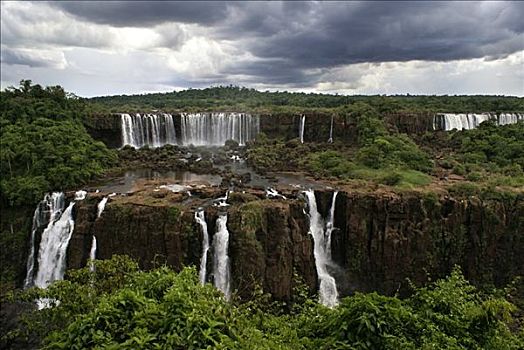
[433,113,523,131]
[24,193,65,289]
[121,113,177,148]
[303,189,338,307]
[181,112,259,146]
[97,197,108,218]
[34,201,75,289]
[328,115,334,143]
[299,115,306,143]
[195,210,210,284]
[89,236,97,273]
[213,214,231,299]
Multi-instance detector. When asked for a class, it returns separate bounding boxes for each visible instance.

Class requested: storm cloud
[1,1,523,96]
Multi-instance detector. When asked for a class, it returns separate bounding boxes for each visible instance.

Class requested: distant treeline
[88,85,524,113]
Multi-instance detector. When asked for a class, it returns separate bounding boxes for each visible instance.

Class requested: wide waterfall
[304,189,338,307]
[299,115,306,143]
[24,192,65,289]
[433,113,523,131]
[34,201,75,289]
[121,113,177,148]
[180,112,259,146]
[212,214,231,299]
[89,236,97,273]
[97,197,108,218]
[195,210,210,285]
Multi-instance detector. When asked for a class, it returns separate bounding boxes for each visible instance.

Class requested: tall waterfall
[121,113,177,148]
[195,210,210,285]
[181,112,259,146]
[325,191,338,260]
[328,115,334,143]
[89,236,97,273]
[299,115,306,143]
[34,201,75,289]
[433,113,523,131]
[304,189,338,307]
[212,214,231,299]
[97,197,108,218]
[24,192,65,289]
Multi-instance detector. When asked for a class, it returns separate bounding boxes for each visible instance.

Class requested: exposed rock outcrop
[67,189,524,301]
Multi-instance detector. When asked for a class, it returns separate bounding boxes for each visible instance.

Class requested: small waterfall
[89,236,97,273]
[34,201,75,289]
[299,115,306,143]
[433,113,523,131]
[180,112,260,146]
[328,115,334,143]
[212,214,231,299]
[195,210,210,285]
[24,192,65,289]
[97,197,108,218]
[304,189,338,307]
[325,191,338,260]
[121,113,177,148]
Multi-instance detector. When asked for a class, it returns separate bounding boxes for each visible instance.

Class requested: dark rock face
[383,112,435,134]
[83,114,123,148]
[67,190,524,301]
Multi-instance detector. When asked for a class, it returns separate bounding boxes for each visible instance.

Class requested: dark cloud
[50,1,231,27]
[1,47,65,68]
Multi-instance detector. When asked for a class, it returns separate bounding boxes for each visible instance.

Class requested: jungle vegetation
[2,255,522,350]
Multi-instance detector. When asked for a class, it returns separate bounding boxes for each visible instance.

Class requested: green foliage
[6,258,521,350]
[0,80,116,206]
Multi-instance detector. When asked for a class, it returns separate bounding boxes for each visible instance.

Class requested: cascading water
[498,113,524,125]
[24,192,65,289]
[195,210,210,285]
[180,112,259,146]
[34,201,75,289]
[212,214,231,299]
[325,191,338,260]
[433,113,523,131]
[97,197,108,218]
[304,189,338,307]
[299,115,306,143]
[121,113,177,148]
[89,236,97,273]
[328,115,334,143]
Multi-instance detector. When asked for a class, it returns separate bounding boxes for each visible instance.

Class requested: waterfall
[121,113,177,148]
[97,197,108,218]
[195,210,210,285]
[89,236,97,273]
[325,191,338,260]
[303,189,338,307]
[180,112,259,146]
[299,115,306,143]
[34,201,75,289]
[498,113,524,125]
[433,113,523,131]
[212,214,231,299]
[24,192,65,289]
[328,115,334,143]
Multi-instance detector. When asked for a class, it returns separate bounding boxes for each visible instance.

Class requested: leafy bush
[5,257,521,350]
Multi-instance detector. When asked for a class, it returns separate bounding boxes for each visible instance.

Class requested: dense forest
[88,85,524,114]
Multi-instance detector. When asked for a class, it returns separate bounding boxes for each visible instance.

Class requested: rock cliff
[67,189,524,301]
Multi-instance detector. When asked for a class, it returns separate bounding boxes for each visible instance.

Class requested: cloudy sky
[1,1,523,97]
